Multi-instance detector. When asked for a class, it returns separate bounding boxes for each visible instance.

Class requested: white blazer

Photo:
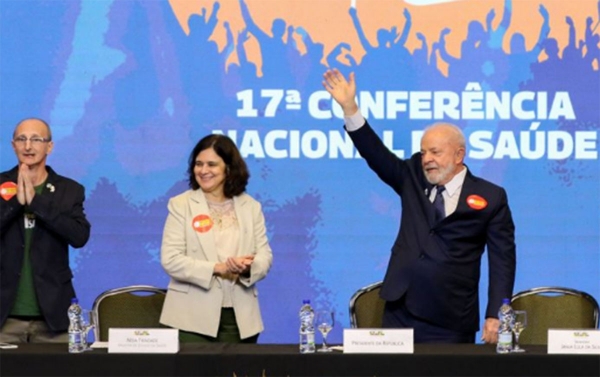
[159,189,273,339]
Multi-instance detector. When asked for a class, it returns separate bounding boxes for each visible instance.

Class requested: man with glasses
[0,118,91,343]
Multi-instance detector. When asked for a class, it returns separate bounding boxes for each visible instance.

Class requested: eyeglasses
[13,136,51,145]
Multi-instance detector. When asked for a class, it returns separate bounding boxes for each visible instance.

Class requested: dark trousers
[383,297,475,344]
[178,308,259,343]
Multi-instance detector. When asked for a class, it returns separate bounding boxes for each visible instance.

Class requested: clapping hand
[226,255,254,275]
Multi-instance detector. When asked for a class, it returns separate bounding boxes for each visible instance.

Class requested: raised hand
[539,4,548,20]
[322,69,358,116]
[566,16,573,26]
[487,8,496,26]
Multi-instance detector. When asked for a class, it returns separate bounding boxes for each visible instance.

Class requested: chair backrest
[92,285,167,341]
[511,286,600,345]
[349,281,385,328]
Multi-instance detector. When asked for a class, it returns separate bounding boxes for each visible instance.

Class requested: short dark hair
[187,134,249,198]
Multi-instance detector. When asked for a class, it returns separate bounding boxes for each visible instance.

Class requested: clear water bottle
[299,299,315,353]
[68,297,85,353]
[496,298,514,354]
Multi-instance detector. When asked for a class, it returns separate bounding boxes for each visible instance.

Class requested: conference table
[1,343,598,376]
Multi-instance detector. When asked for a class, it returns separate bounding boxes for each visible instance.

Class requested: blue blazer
[349,123,516,332]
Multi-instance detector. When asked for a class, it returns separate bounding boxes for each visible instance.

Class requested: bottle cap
[502,298,510,304]
[302,299,310,304]
[71,297,79,304]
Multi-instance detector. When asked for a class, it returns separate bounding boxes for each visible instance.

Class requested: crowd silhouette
[2,0,596,344]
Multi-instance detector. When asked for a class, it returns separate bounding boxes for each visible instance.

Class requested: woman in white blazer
[160,134,273,342]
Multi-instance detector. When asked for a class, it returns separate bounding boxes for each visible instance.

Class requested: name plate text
[108,328,179,353]
[548,329,600,354]
[343,328,413,353]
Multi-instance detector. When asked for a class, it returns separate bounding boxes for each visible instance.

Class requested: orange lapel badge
[0,182,17,201]
[192,214,213,233]
[466,195,488,210]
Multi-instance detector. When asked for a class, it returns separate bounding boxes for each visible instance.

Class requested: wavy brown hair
[187,134,249,198]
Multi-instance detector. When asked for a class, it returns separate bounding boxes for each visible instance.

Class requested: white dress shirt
[344,109,468,217]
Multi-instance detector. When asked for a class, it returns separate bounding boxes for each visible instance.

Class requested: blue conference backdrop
[1,0,598,343]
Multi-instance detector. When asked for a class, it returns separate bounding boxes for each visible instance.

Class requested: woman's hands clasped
[226,255,254,275]
[214,255,254,278]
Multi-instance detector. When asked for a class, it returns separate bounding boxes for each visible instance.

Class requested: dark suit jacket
[0,166,91,331]
[349,122,516,332]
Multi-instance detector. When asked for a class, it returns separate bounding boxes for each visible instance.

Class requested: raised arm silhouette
[238,0,288,78]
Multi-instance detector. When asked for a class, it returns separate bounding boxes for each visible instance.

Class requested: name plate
[548,329,600,354]
[108,328,179,353]
[343,328,413,353]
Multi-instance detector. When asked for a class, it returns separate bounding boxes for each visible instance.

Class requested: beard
[423,163,454,185]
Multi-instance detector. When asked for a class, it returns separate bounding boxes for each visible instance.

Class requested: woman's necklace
[208,199,235,230]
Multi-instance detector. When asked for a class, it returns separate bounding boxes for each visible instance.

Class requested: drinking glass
[315,310,334,352]
[511,310,527,353]
[81,309,96,351]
